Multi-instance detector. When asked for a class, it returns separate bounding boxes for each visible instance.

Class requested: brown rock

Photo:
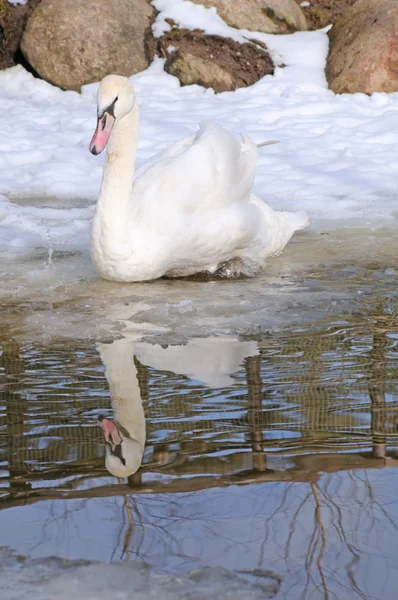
[0,0,41,70]
[168,53,235,91]
[326,0,398,94]
[192,0,307,34]
[297,0,357,30]
[151,30,274,93]
[21,0,154,91]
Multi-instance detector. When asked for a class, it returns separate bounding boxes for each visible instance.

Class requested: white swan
[89,75,308,282]
[98,339,146,478]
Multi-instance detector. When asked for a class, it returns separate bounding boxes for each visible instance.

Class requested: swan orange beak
[89,112,115,155]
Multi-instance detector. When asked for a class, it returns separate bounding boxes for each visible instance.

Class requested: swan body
[89,75,308,282]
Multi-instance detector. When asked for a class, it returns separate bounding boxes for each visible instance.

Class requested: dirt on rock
[0,0,41,70]
[147,29,274,92]
[295,0,358,29]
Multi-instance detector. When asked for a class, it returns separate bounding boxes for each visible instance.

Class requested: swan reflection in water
[97,339,146,479]
[97,336,259,478]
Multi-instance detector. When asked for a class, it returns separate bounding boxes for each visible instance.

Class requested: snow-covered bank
[0,24,397,260]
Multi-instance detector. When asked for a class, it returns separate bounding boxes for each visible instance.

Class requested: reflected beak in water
[98,415,122,451]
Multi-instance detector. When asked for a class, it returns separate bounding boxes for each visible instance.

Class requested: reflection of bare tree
[2,323,397,497]
[369,313,387,459]
[1,340,30,493]
[254,310,398,600]
[256,467,393,600]
[118,495,135,560]
[306,484,329,600]
[246,355,267,472]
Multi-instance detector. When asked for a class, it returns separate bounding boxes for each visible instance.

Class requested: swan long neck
[95,103,139,236]
[98,340,146,447]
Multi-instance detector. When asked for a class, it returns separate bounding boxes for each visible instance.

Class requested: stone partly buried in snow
[326,0,398,94]
[21,0,154,91]
[191,0,307,33]
[152,30,274,93]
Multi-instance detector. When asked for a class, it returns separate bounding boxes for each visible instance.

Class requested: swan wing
[127,122,307,278]
[133,121,258,218]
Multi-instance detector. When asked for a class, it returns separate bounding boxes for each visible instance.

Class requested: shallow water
[1,311,398,599]
[1,225,397,345]
[0,225,398,599]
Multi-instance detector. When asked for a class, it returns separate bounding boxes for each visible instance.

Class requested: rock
[326,0,398,94]
[192,0,307,34]
[150,29,274,93]
[169,53,235,92]
[298,0,357,30]
[0,0,41,70]
[21,0,154,91]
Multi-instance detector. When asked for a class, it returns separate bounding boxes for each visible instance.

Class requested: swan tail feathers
[283,210,309,232]
[250,195,309,256]
[256,140,280,148]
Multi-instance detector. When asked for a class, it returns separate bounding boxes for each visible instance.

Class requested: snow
[1,23,397,264]
[0,548,277,600]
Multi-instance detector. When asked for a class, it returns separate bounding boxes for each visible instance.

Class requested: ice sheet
[0,547,278,600]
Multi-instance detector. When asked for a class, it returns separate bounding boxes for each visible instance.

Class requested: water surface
[1,318,397,599]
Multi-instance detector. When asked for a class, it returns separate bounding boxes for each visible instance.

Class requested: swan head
[89,75,136,155]
[99,415,144,479]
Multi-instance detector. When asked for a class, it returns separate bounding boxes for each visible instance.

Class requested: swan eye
[115,96,119,102]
